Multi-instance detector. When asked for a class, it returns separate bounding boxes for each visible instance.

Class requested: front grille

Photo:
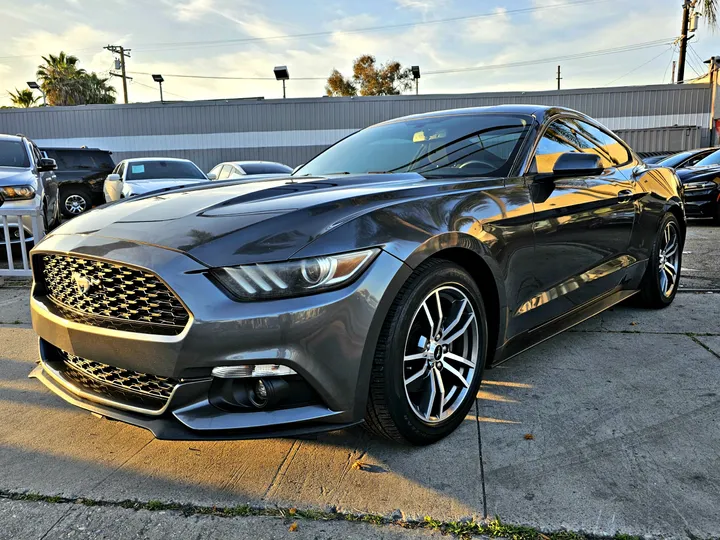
[38,254,189,334]
[60,350,178,402]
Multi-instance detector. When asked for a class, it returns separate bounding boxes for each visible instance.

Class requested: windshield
[126,160,207,180]
[0,140,31,168]
[657,152,693,168]
[293,113,532,179]
[694,149,720,167]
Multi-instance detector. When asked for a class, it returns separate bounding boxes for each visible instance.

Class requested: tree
[35,51,116,106]
[325,55,413,97]
[8,88,39,108]
[699,0,717,27]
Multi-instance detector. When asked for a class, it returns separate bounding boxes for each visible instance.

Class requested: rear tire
[636,213,682,309]
[60,186,92,218]
[364,259,488,445]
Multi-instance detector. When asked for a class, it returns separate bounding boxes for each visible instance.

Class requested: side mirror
[106,173,121,182]
[549,153,604,178]
[207,172,217,180]
[37,157,57,172]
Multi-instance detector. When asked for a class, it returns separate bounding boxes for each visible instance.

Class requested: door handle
[617,189,633,203]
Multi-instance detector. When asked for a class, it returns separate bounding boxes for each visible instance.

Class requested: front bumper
[30,233,410,439]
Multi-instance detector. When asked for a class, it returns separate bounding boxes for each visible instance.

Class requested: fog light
[249,379,269,408]
[212,364,297,379]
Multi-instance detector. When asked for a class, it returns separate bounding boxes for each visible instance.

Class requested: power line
[603,46,673,86]
[131,0,612,52]
[132,79,187,99]
[127,38,676,83]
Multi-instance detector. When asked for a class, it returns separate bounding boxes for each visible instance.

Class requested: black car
[656,147,717,169]
[642,154,670,164]
[30,105,685,445]
[675,148,720,222]
[41,147,115,217]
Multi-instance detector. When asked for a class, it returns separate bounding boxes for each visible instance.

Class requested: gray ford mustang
[29,105,684,445]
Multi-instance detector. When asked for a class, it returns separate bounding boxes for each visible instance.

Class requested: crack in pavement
[474,399,488,519]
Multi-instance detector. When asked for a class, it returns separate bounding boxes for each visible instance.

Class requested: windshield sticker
[131,164,145,174]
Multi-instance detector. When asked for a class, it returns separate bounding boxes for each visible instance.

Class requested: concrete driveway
[0,224,718,539]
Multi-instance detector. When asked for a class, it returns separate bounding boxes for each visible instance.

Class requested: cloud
[170,0,216,21]
[462,7,511,43]
[395,0,450,18]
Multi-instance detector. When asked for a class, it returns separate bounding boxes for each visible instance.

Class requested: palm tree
[698,0,717,27]
[36,51,86,106]
[8,88,39,108]
[80,73,116,104]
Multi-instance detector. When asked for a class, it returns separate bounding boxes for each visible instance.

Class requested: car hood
[0,168,35,186]
[50,173,446,267]
[123,178,210,195]
[675,165,720,183]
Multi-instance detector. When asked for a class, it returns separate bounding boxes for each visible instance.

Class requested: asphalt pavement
[0,223,718,539]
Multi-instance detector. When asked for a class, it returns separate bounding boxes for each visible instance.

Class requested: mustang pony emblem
[71,272,99,296]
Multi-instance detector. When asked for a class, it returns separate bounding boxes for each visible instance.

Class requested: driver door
[518,116,637,330]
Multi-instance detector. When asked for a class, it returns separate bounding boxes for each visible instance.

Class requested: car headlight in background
[212,248,379,300]
[684,181,717,191]
[0,186,35,200]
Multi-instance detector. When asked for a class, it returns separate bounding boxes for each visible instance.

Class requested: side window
[116,163,126,178]
[218,165,233,180]
[30,144,42,166]
[227,166,243,179]
[531,118,630,174]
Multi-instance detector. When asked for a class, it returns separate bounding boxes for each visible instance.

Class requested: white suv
[0,134,61,246]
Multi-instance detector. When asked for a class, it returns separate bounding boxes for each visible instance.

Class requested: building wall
[0,83,712,171]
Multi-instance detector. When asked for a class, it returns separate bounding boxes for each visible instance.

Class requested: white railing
[0,207,45,278]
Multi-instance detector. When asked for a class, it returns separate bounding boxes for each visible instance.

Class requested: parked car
[29,105,684,445]
[656,147,717,169]
[207,161,292,180]
[674,148,720,223]
[41,147,115,217]
[642,154,670,164]
[0,134,60,248]
[103,157,210,202]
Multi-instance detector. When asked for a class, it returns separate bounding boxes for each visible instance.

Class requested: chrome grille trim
[38,254,189,335]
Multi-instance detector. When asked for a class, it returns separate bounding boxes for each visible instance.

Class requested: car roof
[121,157,193,163]
[42,146,111,153]
[0,133,26,142]
[375,104,591,127]
[226,161,289,167]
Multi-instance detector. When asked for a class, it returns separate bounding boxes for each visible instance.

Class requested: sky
[0,0,716,106]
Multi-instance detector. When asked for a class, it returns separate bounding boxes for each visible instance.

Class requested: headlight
[211,248,379,301]
[684,180,717,191]
[0,186,35,200]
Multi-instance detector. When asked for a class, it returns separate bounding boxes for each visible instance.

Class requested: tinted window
[208,165,223,179]
[695,149,720,167]
[532,118,630,174]
[125,160,206,180]
[657,151,693,168]
[684,150,714,167]
[0,140,30,168]
[241,163,292,175]
[294,114,532,179]
[44,150,114,170]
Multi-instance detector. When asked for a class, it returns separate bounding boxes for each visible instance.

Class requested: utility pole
[556,65,562,90]
[671,60,677,83]
[104,45,131,103]
[676,0,691,83]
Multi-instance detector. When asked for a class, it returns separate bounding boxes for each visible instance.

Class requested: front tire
[364,259,488,445]
[60,186,92,218]
[636,213,682,308]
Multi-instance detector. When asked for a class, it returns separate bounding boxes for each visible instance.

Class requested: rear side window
[241,163,292,175]
[43,150,113,170]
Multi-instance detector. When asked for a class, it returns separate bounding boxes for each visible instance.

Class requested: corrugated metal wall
[0,83,712,171]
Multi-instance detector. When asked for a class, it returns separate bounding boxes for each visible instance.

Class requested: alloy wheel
[658,220,680,297]
[65,194,87,215]
[403,285,480,423]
